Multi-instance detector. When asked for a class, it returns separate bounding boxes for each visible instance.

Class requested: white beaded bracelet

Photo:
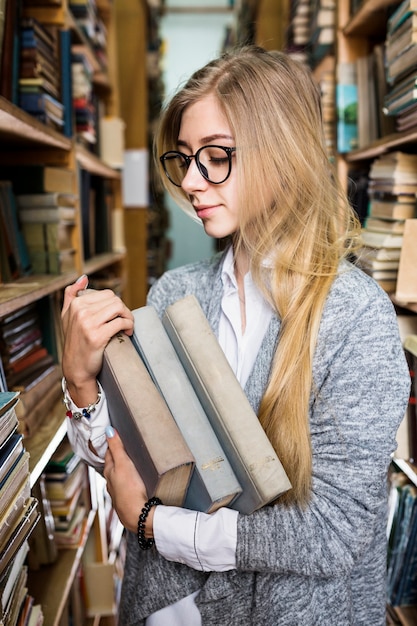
[62,377,102,421]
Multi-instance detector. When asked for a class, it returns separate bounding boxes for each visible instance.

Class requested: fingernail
[76,274,88,284]
[106,425,115,438]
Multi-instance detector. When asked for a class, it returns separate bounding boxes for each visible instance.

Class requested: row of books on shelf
[0,0,109,147]
[0,297,64,438]
[286,0,336,67]
[0,163,122,284]
[350,150,417,297]
[0,392,41,625]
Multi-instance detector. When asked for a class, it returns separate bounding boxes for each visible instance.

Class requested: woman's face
[178,94,239,239]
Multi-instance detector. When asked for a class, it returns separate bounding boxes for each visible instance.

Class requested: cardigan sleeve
[236,271,410,578]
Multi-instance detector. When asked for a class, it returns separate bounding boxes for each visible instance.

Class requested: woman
[61,46,410,625]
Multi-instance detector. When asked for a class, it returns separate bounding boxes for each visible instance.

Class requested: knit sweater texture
[118,253,410,626]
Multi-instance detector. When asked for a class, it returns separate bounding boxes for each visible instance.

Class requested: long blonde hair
[155,46,361,506]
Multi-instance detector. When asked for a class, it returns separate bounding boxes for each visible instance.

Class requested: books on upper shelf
[356,54,378,148]
[369,151,417,184]
[336,62,358,153]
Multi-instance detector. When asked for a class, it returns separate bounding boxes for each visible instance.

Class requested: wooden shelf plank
[25,401,68,488]
[76,145,121,178]
[27,510,96,626]
[345,129,417,162]
[83,252,125,276]
[343,0,402,36]
[0,97,71,150]
[0,273,77,317]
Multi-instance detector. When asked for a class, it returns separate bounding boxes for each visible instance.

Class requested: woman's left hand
[104,428,149,534]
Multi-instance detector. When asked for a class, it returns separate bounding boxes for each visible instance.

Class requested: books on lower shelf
[0,392,40,622]
[99,294,291,514]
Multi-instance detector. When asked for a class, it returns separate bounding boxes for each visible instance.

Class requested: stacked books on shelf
[0,392,41,625]
[71,49,97,146]
[387,465,417,615]
[285,0,311,65]
[16,192,77,275]
[69,0,108,70]
[0,165,77,276]
[384,0,417,132]
[18,17,64,132]
[43,440,89,548]
[98,294,291,515]
[356,151,417,293]
[309,0,335,65]
[0,303,62,438]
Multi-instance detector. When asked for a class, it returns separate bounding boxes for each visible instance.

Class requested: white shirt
[66,247,273,624]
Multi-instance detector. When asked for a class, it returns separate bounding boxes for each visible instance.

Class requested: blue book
[60,29,73,137]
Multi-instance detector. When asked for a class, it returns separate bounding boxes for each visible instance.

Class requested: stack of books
[309,0,336,65]
[71,49,97,145]
[16,192,77,275]
[18,17,64,132]
[43,441,89,548]
[384,0,417,131]
[0,392,41,625]
[387,466,417,612]
[1,164,77,275]
[0,303,61,437]
[356,151,417,293]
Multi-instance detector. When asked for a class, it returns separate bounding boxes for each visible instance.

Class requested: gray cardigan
[118,253,410,626]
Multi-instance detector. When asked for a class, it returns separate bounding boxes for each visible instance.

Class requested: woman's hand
[61,275,134,406]
[104,428,153,535]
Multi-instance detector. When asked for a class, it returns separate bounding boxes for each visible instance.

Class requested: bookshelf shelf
[76,145,121,178]
[26,404,67,488]
[27,509,96,626]
[0,97,72,150]
[346,129,417,162]
[392,458,417,487]
[343,0,401,36]
[0,274,77,316]
[83,252,125,275]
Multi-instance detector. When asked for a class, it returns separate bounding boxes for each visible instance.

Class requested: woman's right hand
[61,275,134,406]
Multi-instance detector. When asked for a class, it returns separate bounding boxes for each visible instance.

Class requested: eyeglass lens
[162,146,232,186]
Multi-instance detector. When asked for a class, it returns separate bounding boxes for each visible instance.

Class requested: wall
[160,2,234,270]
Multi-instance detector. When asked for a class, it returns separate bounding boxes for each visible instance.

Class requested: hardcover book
[162,295,292,514]
[98,331,195,507]
[132,305,242,513]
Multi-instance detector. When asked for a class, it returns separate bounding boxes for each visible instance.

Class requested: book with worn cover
[99,331,195,507]
[132,305,242,513]
[162,294,292,514]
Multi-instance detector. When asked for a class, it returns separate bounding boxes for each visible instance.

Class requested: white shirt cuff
[64,379,110,467]
[154,505,238,572]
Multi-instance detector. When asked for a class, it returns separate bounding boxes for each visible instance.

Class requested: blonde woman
[62,46,410,625]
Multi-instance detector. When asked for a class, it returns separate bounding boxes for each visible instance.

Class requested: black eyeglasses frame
[159,145,236,187]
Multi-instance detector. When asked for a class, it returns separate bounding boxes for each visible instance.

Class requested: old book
[396,219,417,302]
[18,206,76,223]
[21,222,74,253]
[369,196,416,220]
[98,332,195,506]
[16,376,62,438]
[364,217,406,234]
[132,305,242,513]
[163,295,292,514]
[16,192,77,208]
[0,497,39,578]
[1,165,75,194]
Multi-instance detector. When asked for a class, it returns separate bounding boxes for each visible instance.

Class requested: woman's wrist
[62,377,100,410]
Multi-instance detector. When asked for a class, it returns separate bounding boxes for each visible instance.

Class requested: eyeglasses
[159,145,236,187]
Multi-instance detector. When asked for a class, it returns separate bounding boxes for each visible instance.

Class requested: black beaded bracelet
[137,496,162,550]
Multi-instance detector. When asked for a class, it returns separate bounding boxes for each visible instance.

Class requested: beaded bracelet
[137,496,162,550]
[62,377,102,421]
